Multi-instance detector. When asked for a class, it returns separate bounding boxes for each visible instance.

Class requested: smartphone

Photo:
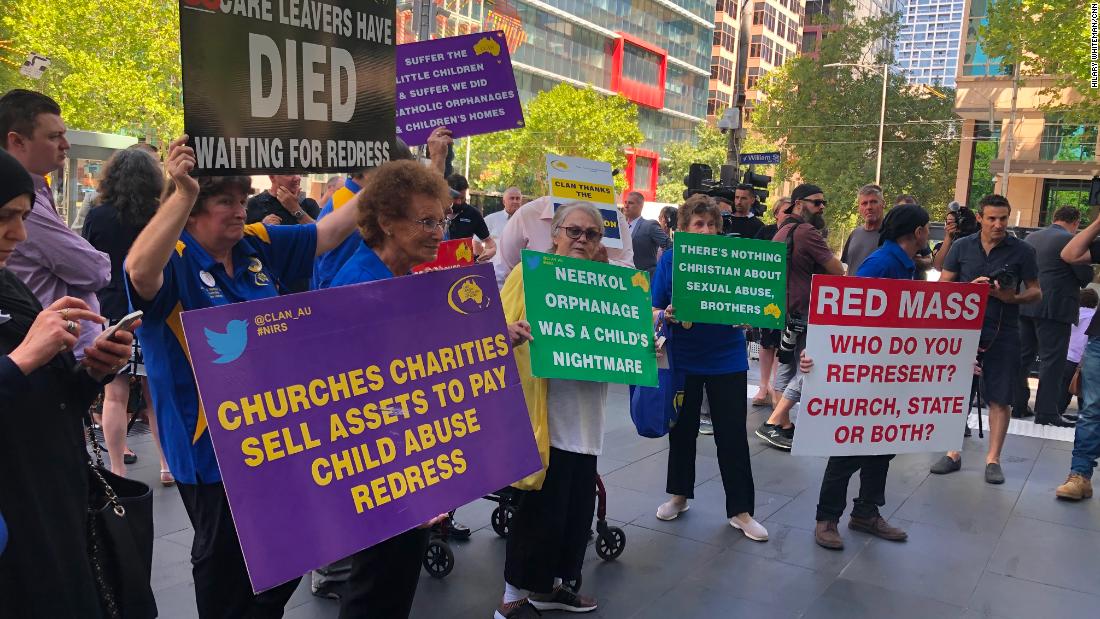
[99,310,143,342]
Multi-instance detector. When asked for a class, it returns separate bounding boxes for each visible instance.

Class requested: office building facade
[895,0,964,87]
[708,0,804,120]
[952,0,1097,224]
[400,0,717,199]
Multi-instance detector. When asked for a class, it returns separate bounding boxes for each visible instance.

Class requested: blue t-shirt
[855,240,915,280]
[312,177,362,290]
[125,224,317,484]
[327,241,395,288]
[651,249,748,375]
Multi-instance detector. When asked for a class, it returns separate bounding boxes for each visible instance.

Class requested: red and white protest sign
[412,238,475,273]
[792,275,989,456]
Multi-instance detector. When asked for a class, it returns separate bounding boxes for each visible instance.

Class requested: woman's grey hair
[772,196,791,215]
[551,201,603,234]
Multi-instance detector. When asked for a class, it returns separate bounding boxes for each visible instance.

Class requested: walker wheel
[596,526,626,560]
[491,505,515,538]
[423,539,454,578]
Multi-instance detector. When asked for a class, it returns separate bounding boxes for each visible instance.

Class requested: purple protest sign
[397,30,524,146]
[180,264,539,592]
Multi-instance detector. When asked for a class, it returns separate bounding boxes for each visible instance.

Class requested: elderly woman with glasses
[325,159,532,619]
[493,202,610,619]
[652,194,767,542]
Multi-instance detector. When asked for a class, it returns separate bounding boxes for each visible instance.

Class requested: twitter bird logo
[205,319,249,364]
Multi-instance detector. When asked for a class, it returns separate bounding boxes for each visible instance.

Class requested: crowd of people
[2,85,1100,619]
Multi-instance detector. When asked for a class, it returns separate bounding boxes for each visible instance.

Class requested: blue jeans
[1072,337,1100,478]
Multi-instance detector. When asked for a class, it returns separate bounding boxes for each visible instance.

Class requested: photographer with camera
[932,202,979,271]
[929,195,1040,484]
[756,184,845,450]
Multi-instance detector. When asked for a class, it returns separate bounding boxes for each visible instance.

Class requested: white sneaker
[656,498,690,521]
[699,417,714,435]
[730,514,768,541]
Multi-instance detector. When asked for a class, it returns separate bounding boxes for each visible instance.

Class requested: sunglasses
[558,225,603,242]
[802,198,828,207]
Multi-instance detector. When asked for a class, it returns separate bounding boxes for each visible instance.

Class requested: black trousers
[815,455,894,522]
[1059,360,1084,415]
[1016,316,1072,418]
[177,482,301,619]
[666,372,754,517]
[505,447,597,593]
[338,528,431,619]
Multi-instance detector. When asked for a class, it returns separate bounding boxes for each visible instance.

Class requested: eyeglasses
[557,225,603,242]
[802,199,828,207]
[410,216,450,232]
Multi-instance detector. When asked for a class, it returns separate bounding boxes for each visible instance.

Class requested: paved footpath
[133,367,1100,619]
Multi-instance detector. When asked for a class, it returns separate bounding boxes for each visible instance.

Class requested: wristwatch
[291,208,306,220]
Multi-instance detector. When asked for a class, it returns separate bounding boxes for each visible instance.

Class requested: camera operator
[929,194,1040,485]
[724,184,764,238]
[932,202,979,271]
[755,184,845,450]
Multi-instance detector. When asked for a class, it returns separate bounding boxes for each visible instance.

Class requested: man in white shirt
[486,187,523,239]
[493,196,635,286]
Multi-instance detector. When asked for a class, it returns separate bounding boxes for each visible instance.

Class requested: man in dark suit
[623,191,671,274]
[1015,206,1094,426]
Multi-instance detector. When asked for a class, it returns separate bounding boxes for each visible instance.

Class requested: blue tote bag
[629,318,685,438]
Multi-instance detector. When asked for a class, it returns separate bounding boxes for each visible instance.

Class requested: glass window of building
[801,30,818,53]
[1040,118,1099,162]
[753,2,765,25]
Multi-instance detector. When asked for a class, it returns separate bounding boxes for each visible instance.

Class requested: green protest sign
[672,232,787,329]
[522,249,657,387]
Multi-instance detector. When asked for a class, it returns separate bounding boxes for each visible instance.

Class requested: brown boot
[849,515,908,541]
[814,520,844,550]
[1055,474,1094,500]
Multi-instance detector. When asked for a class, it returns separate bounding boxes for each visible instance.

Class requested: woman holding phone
[0,148,136,616]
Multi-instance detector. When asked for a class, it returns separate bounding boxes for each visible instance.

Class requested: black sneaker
[754,422,776,442]
[495,601,542,619]
[1035,415,1076,428]
[757,423,793,450]
[529,587,597,613]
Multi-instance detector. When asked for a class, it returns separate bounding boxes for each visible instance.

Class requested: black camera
[684,163,771,236]
[987,266,1017,290]
[776,316,807,364]
[948,201,979,238]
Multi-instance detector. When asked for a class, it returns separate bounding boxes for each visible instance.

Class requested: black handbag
[86,422,158,619]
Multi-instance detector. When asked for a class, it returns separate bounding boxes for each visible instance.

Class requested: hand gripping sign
[792,275,988,457]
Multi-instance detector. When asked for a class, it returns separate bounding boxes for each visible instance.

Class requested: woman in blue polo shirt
[323,159,452,619]
[125,137,363,619]
[651,194,768,542]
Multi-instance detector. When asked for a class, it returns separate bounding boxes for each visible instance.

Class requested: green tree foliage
[456,83,644,195]
[654,119,770,204]
[983,0,1097,123]
[0,0,182,141]
[753,10,959,245]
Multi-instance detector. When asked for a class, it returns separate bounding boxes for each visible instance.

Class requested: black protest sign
[179,0,395,175]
